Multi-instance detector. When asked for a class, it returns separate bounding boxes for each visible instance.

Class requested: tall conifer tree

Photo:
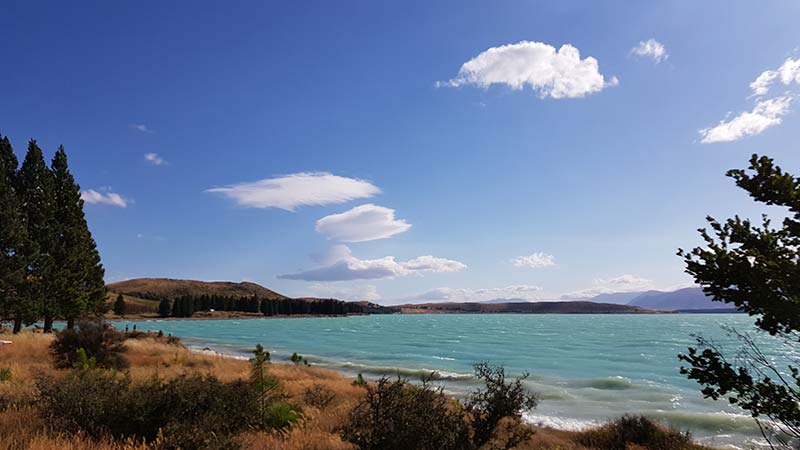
[0,135,29,333]
[17,140,57,332]
[50,146,106,327]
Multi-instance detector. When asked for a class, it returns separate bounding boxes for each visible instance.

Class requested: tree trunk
[66,318,75,329]
[12,318,22,334]
[43,313,53,333]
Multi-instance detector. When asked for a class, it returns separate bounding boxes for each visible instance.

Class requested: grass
[0,330,712,450]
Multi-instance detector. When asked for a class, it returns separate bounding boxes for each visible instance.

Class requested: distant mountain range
[393,301,657,314]
[587,287,731,311]
[107,278,735,315]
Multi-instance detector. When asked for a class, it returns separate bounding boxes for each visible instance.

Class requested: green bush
[466,362,539,449]
[352,373,367,387]
[0,367,11,382]
[36,371,262,449]
[50,319,128,370]
[342,376,471,450]
[575,415,696,450]
[342,363,538,450]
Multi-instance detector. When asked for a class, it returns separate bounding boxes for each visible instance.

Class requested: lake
[114,313,789,449]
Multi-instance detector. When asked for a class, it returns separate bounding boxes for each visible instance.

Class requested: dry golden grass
[0,330,708,450]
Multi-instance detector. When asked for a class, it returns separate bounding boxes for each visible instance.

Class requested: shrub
[36,371,261,449]
[262,401,301,431]
[575,415,696,450]
[290,352,308,365]
[465,362,539,449]
[341,376,471,450]
[352,373,367,387]
[304,383,337,408]
[341,363,538,450]
[250,344,297,430]
[50,319,128,370]
[0,367,11,382]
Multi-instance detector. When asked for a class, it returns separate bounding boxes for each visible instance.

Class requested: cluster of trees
[159,294,366,318]
[0,134,105,333]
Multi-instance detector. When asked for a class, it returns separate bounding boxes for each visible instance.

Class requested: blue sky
[1,1,799,304]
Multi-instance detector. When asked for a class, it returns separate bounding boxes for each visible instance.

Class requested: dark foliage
[678,154,800,446]
[342,376,471,450]
[113,294,126,316]
[50,146,106,327]
[466,362,539,449]
[342,363,537,450]
[0,134,105,332]
[37,371,259,450]
[50,320,128,370]
[158,298,172,317]
[166,294,364,318]
[303,383,337,408]
[576,415,696,450]
[0,134,29,333]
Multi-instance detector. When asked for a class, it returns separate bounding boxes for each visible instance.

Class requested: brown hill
[393,301,665,314]
[107,278,288,301]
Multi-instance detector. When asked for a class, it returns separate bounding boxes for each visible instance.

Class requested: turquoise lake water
[114,313,793,449]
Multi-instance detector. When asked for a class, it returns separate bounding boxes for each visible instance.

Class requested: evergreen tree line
[0,134,105,333]
[160,295,365,318]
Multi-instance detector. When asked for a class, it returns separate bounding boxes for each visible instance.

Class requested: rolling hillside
[107,278,289,301]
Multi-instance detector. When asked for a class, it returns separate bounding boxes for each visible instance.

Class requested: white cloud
[279,245,466,281]
[316,204,411,242]
[144,152,166,166]
[512,252,555,268]
[560,274,654,299]
[631,39,668,63]
[749,57,800,97]
[305,283,381,302]
[701,56,799,144]
[206,172,380,211]
[405,285,544,304]
[699,96,792,143]
[81,189,129,208]
[131,124,153,134]
[438,41,616,99]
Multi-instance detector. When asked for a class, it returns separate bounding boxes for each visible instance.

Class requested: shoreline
[179,339,757,450]
[107,310,742,323]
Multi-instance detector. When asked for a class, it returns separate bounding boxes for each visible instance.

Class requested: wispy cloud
[699,96,792,143]
[144,152,166,166]
[279,245,466,282]
[403,285,543,304]
[701,56,798,144]
[316,204,411,242]
[749,57,800,97]
[207,172,380,211]
[437,40,617,99]
[81,189,129,208]
[131,124,154,134]
[512,252,555,268]
[630,38,668,63]
[560,274,653,299]
[305,283,381,302]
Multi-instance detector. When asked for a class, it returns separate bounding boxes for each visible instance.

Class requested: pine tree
[0,135,29,333]
[158,298,172,317]
[50,146,106,327]
[17,140,57,332]
[113,294,126,316]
